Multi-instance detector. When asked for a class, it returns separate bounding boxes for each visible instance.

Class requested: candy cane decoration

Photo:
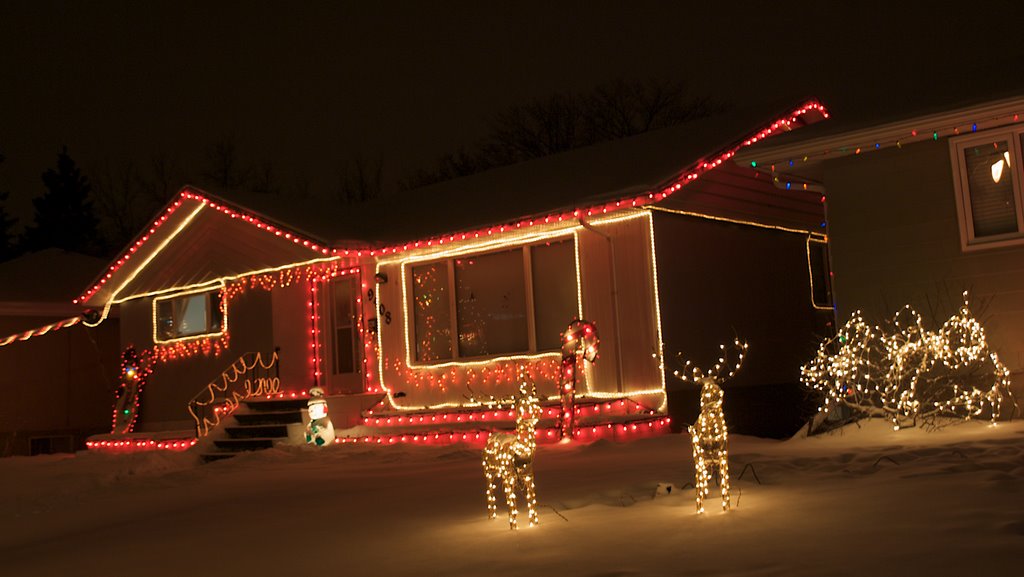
[560,319,599,440]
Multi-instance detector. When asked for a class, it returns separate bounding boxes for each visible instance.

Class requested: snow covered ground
[2,420,1022,576]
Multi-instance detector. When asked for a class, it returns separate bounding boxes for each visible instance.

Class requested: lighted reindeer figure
[482,374,542,530]
[675,339,748,514]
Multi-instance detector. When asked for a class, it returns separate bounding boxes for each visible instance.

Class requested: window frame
[403,236,579,366]
[152,287,226,344]
[950,128,1024,251]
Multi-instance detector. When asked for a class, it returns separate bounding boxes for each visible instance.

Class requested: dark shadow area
[667,383,821,439]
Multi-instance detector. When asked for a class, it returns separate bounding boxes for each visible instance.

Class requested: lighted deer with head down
[482,374,542,530]
[675,339,748,514]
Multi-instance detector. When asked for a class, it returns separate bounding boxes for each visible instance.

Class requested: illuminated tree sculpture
[675,339,747,514]
[482,371,542,530]
[801,293,1015,429]
[559,319,599,440]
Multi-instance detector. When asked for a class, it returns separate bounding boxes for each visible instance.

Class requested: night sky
[3,1,1024,229]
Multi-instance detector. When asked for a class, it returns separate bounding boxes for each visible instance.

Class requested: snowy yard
[2,421,1022,577]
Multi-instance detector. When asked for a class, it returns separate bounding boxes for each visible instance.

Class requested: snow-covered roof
[0,249,106,304]
[79,98,828,306]
[211,98,828,245]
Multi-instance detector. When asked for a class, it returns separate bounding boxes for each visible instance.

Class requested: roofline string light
[748,109,1024,172]
[75,190,331,306]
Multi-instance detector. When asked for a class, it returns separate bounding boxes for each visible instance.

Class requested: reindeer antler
[674,338,749,384]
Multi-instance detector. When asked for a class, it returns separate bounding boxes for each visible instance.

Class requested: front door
[325,276,363,394]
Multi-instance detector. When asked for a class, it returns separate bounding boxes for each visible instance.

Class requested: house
[79,99,834,455]
[736,92,1024,406]
[0,249,120,456]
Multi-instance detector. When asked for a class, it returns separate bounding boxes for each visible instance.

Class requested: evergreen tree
[0,152,19,261]
[21,146,102,255]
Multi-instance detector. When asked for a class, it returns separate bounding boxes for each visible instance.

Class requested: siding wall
[823,138,1024,397]
[653,212,830,388]
[124,289,281,430]
[0,317,120,455]
[577,214,663,397]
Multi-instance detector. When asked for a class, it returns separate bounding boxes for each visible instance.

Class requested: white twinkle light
[676,339,747,514]
[801,292,1016,429]
[482,368,541,530]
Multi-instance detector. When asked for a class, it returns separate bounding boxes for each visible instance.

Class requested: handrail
[187,349,281,437]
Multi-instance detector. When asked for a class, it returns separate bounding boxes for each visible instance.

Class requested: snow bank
[1,420,1022,576]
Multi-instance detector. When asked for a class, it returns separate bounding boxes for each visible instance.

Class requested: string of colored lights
[362,398,653,427]
[86,438,197,452]
[111,346,151,434]
[747,108,1024,175]
[338,416,672,446]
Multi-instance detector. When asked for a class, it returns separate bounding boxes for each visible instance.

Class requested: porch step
[360,398,653,430]
[243,398,309,412]
[340,414,672,447]
[234,410,304,426]
[212,437,277,451]
[201,397,306,463]
[225,423,290,438]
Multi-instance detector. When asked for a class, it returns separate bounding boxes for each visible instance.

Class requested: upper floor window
[154,289,224,342]
[951,129,1024,249]
[408,238,578,363]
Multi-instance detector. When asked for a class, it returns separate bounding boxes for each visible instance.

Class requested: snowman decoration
[305,387,336,446]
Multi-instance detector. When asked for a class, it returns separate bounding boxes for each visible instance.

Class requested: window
[409,239,578,363]
[331,277,357,375]
[951,129,1024,248]
[155,289,224,342]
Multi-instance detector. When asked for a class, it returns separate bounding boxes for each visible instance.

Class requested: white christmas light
[675,339,747,514]
[482,369,541,530]
[801,293,1016,429]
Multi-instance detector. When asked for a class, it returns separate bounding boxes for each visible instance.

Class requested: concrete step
[339,414,673,447]
[360,398,653,430]
[212,437,277,451]
[243,397,309,412]
[225,424,290,438]
[234,410,303,426]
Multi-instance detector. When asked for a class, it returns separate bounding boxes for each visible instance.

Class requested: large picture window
[952,129,1024,249]
[155,289,224,342]
[409,238,578,363]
